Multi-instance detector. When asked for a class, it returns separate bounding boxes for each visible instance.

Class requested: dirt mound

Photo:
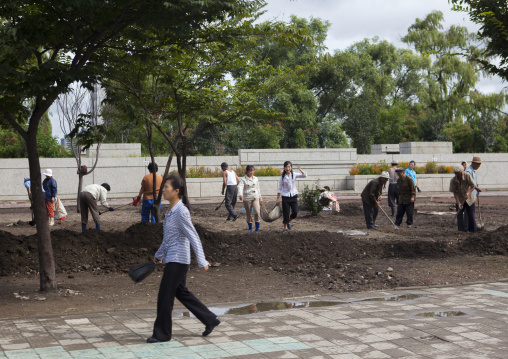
[338,202,364,217]
[2,222,508,291]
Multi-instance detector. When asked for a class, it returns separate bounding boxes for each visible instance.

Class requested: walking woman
[276,161,307,232]
[238,165,263,232]
[147,174,220,343]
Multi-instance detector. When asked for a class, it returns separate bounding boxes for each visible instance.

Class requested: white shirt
[278,171,307,197]
[226,170,237,186]
[155,200,209,268]
[82,184,109,207]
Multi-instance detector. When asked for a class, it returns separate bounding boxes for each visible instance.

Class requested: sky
[50,0,506,139]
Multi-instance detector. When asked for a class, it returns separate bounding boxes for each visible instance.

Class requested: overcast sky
[50,0,505,139]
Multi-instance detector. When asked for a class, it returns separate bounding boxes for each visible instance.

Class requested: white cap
[380,171,390,179]
[43,169,53,177]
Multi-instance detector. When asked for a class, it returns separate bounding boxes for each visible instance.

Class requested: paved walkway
[2,281,508,358]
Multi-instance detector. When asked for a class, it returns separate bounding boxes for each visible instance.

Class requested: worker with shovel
[449,165,477,232]
[394,168,416,228]
[361,172,389,229]
[79,183,114,232]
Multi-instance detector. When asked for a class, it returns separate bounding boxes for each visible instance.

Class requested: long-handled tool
[215,197,225,211]
[477,194,485,231]
[27,194,35,226]
[378,205,399,230]
[99,200,134,215]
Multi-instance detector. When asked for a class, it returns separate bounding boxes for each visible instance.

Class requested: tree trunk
[26,131,57,292]
[77,173,83,213]
[180,137,189,207]
[146,121,160,223]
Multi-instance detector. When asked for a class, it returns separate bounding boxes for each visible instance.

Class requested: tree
[0,0,258,292]
[56,84,109,212]
[450,0,508,81]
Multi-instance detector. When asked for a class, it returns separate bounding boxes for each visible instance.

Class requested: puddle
[358,294,428,302]
[337,230,368,236]
[416,311,467,318]
[179,293,429,317]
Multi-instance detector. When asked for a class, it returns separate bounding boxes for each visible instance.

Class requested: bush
[438,165,453,174]
[425,161,438,174]
[179,165,282,178]
[349,161,438,175]
[299,181,324,216]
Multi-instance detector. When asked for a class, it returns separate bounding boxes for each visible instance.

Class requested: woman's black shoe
[202,318,221,336]
[146,337,168,343]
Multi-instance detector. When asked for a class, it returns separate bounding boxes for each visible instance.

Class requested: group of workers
[360,157,483,232]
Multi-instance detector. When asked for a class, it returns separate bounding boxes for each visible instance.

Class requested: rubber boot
[96,223,101,230]
[390,207,394,216]
[81,223,86,232]
[255,222,261,231]
[248,223,253,232]
[49,217,54,226]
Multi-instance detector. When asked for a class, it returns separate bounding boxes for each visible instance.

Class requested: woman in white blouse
[276,161,307,232]
[238,165,263,232]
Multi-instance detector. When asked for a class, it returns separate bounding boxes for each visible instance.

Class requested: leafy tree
[0,0,258,292]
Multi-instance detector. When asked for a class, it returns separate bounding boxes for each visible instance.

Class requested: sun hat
[24,176,30,182]
[43,169,53,177]
[472,156,482,164]
[452,165,463,173]
[380,171,390,179]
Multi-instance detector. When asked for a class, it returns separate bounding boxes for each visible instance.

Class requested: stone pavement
[2,281,508,359]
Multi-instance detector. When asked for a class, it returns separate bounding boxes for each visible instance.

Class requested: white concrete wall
[84,143,142,158]
[399,142,452,154]
[2,148,507,201]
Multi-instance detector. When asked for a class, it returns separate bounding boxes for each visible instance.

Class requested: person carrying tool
[221,162,240,221]
[80,183,114,232]
[449,165,477,232]
[387,161,399,216]
[42,169,57,226]
[361,172,389,229]
[134,162,163,223]
[394,168,416,228]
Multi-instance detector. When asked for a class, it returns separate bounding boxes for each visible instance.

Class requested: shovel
[378,205,399,230]
[477,194,485,231]
[215,197,225,211]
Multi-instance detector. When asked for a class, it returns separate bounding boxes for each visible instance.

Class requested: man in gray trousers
[221,162,240,221]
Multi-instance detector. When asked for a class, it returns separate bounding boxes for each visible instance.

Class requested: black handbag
[129,261,156,283]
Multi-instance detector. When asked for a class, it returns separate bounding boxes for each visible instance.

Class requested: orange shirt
[141,173,163,201]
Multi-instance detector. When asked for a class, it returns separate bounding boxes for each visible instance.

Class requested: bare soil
[1,195,508,319]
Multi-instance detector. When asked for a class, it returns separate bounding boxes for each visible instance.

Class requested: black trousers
[456,202,477,233]
[224,185,238,219]
[387,183,399,208]
[395,203,414,226]
[362,201,378,228]
[152,262,217,341]
[281,195,298,224]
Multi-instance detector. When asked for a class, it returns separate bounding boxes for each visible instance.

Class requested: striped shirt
[155,200,209,268]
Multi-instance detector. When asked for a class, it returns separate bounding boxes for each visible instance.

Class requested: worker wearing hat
[361,172,389,229]
[394,168,416,228]
[42,169,57,226]
[465,156,482,202]
[387,161,399,216]
[449,165,477,232]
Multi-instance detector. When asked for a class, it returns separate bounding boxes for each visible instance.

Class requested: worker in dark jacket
[394,168,416,228]
[360,172,389,229]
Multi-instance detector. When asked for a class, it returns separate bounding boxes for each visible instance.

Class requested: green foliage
[424,161,438,174]
[348,161,444,175]
[295,128,306,148]
[179,165,281,178]
[299,181,325,216]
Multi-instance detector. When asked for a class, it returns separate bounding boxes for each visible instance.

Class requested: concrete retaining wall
[2,148,506,201]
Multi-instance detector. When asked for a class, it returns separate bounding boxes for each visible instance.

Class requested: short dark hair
[165,174,188,207]
[409,160,416,165]
[147,162,158,173]
[221,162,228,169]
[246,165,255,172]
[101,183,111,191]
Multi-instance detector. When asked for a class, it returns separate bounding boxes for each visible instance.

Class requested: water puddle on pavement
[416,311,467,318]
[357,293,428,302]
[179,293,429,317]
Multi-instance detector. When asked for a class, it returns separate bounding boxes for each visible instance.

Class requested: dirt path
[1,197,507,319]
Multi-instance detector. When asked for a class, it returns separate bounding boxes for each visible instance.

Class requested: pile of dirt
[1,221,508,292]
[338,202,364,217]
